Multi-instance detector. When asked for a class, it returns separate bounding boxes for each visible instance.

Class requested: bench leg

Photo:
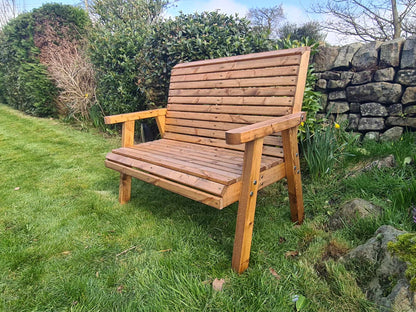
[282,128,304,224]
[119,173,132,204]
[232,138,264,274]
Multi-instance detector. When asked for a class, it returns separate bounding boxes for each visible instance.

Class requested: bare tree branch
[310,0,416,41]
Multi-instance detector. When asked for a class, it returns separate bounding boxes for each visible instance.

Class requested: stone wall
[313,36,416,141]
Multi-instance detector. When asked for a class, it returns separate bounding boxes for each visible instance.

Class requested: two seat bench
[104,47,310,273]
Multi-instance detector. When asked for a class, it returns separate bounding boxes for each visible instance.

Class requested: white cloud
[281,4,310,26]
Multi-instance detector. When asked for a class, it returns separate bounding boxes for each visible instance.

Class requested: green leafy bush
[0,4,90,117]
[136,11,273,107]
[89,0,169,116]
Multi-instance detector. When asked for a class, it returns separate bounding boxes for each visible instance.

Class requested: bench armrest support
[225,112,306,145]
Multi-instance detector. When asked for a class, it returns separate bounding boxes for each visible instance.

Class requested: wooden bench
[104,47,310,273]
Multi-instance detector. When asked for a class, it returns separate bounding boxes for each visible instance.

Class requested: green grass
[0,104,415,311]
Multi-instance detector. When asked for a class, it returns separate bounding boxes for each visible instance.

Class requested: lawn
[0,104,415,311]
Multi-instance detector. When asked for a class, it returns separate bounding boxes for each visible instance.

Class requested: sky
[15,0,352,45]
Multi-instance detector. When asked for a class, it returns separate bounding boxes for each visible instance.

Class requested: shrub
[89,0,169,116]
[0,4,90,117]
[136,11,273,108]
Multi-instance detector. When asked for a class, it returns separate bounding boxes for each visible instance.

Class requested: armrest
[104,108,167,125]
[225,112,306,145]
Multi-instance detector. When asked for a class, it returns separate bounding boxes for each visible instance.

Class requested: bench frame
[104,47,310,273]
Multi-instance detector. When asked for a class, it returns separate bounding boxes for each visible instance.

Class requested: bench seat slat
[105,160,224,208]
[170,66,299,83]
[112,146,240,185]
[106,153,225,196]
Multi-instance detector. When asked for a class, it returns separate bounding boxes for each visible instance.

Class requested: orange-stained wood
[232,138,264,273]
[225,112,306,145]
[104,108,167,124]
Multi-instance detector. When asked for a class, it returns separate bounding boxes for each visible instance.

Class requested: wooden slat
[163,132,283,157]
[173,48,306,69]
[133,144,243,174]
[170,66,299,83]
[106,153,225,196]
[169,86,295,97]
[165,125,281,146]
[292,49,311,113]
[166,111,274,123]
[105,160,223,209]
[167,104,291,116]
[171,55,302,76]
[158,139,281,167]
[170,76,297,90]
[112,147,240,184]
[168,96,294,106]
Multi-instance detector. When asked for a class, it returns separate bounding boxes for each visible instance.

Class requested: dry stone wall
[313,36,416,141]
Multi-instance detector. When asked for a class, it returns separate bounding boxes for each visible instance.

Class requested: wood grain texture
[232,138,264,273]
[104,108,167,124]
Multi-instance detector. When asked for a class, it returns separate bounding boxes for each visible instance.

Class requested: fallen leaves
[269,267,281,280]
[285,250,299,258]
[116,285,124,293]
[212,278,225,291]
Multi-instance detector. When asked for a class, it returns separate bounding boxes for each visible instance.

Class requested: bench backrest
[164,47,311,157]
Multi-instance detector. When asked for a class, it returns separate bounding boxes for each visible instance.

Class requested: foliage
[89,0,170,116]
[301,121,358,180]
[388,233,416,290]
[278,21,326,43]
[0,3,90,117]
[136,11,273,108]
[246,5,285,39]
[276,36,323,141]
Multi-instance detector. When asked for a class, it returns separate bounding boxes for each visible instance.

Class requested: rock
[347,82,402,104]
[360,102,388,117]
[358,118,385,131]
[380,127,404,142]
[341,71,354,80]
[388,104,403,116]
[351,70,373,85]
[402,87,416,105]
[348,113,360,130]
[349,102,361,113]
[374,67,395,82]
[387,117,416,128]
[333,43,363,69]
[363,131,380,141]
[352,41,382,71]
[379,38,405,68]
[316,79,327,90]
[404,105,416,115]
[329,199,381,230]
[341,225,415,312]
[320,93,328,112]
[327,101,349,114]
[327,79,350,89]
[396,70,416,86]
[320,71,341,80]
[328,90,347,100]
[314,46,339,72]
[400,36,416,69]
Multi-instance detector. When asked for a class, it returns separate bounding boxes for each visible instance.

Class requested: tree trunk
[391,0,401,39]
